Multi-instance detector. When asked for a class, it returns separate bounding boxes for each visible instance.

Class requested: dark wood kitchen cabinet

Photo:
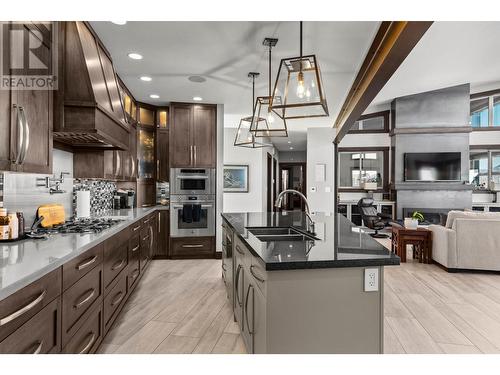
[0,22,53,174]
[192,105,216,168]
[140,214,157,270]
[155,210,170,258]
[0,214,165,354]
[170,236,215,259]
[156,128,169,182]
[138,103,156,127]
[73,124,136,181]
[73,150,122,180]
[169,103,216,168]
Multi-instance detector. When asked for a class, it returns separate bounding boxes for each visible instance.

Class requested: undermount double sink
[246,227,319,242]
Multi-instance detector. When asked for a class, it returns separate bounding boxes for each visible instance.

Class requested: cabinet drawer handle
[182,244,203,248]
[18,106,30,165]
[131,269,140,280]
[245,284,254,335]
[132,245,140,253]
[25,340,44,354]
[149,226,154,250]
[235,265,242,307]
[222,263,227,271]
[76,255,98,271]
[0,290,46,326]
[74,289,96,309]
[13,104,23,164]
[250,265,265,283]
[132,225,140,232]
[235,245,245,255]
[111,291,124,307]
[111,258,125,271]
[143,218,150,224]
[79,332,96,354]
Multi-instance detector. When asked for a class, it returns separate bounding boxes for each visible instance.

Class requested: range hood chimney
[54,22,130,150]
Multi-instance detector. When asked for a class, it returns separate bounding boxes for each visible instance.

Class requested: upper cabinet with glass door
[470,90,500,129]
[118,78,138,124]
[157,107,168,129]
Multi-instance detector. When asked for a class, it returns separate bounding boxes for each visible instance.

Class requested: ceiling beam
[333,21,433,143]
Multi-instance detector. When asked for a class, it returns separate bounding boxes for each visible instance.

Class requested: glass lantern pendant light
[250,37,288,138]
[234,72,272,148]
[270,21,329,120]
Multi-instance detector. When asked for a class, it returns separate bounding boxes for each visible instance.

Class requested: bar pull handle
[73,289,96,309]
[111,258,125,271]
[76,255,98,271]
[78,333,96,354]
[250,265,265,283]
[0,290,46,326]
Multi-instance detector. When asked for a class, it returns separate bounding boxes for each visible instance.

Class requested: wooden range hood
[54,21,130,150]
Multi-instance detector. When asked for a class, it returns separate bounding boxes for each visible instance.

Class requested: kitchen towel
[76,190,91,218]
[192,204,201,223]
[183,204,193,223]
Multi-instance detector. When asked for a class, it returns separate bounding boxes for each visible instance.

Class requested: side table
[391,226,432,263]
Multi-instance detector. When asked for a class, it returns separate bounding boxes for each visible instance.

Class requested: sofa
[429,210,500,271]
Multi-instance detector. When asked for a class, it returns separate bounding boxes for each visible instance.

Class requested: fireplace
[402,208,451,226]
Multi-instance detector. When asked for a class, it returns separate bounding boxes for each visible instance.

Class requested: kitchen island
[221,211,400,354]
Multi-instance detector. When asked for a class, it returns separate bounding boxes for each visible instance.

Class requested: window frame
[470,89,500,130]
[338,147,390,192]
[348,110,390,134]
[469,146,500,191]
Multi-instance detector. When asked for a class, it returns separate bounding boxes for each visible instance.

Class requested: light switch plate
[364,268,379,292]
[325,186,331,193]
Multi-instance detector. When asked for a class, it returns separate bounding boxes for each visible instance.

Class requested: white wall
[338,133,391,148]
[306,128,335,214]
[216,104,224,252]
[223,127,277,213]
[278,151,307,163]
[470,131,500,146]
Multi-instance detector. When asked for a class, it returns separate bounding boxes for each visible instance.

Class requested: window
[469,151,489,188]
[470,90,500,129]
[470,98,489,128]
[469,149,500,190]
[349,111,389,133]
[338,148,388,191]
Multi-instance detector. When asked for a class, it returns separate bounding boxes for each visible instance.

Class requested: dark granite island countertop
[221,211,400,271]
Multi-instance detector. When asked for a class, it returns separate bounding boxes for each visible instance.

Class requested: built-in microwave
[171,168,215,195]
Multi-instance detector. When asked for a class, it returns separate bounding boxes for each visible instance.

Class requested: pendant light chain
[268,44,272,98]
[252,74,255,113]
[299,21,303,59]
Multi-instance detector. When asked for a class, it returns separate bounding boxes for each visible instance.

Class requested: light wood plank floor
[100,246,500,354]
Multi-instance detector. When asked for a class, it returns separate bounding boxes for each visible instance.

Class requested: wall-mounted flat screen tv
[404,152,461,181]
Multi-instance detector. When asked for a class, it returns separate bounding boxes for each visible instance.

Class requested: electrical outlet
[364,268,379,292]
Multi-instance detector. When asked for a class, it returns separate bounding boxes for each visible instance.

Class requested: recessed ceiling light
[128,53,143,60]
[287,141,292,144]
[149,94,159,99]
[140,76,152,82]
[111,21,127,25]
[289,147,294,150]
[193,96,203,101]
[188,75,206,83]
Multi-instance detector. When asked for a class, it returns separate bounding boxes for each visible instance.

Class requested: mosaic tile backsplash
[73,180,117,217]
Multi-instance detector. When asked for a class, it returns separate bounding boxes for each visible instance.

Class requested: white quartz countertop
[0,206,168,301]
